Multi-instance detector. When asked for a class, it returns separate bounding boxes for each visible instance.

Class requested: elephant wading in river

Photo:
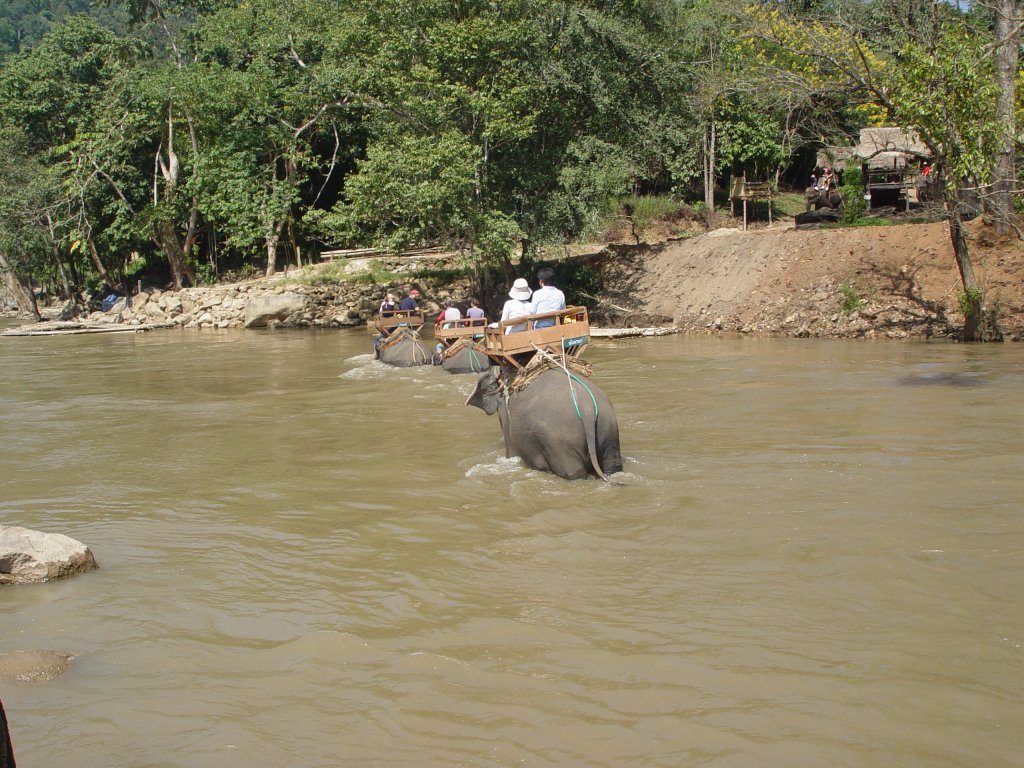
[437,339,491,375]
[805,186,843,212]
[466,365,622,481]
[376,329,434,367]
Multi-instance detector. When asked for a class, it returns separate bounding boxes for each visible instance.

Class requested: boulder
[0,526,97,585]
[244,292,308,328]
[795,209,841,227]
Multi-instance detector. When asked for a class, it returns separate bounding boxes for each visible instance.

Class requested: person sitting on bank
[466,299,486,325]
[531,267,565,328]
[500,278,534,333]
[435,299,461,329]
[399,289,420,311]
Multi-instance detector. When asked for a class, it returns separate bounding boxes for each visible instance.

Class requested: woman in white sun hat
[499,277,535,333]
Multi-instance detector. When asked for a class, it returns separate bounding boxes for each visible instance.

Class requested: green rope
[471,348,487,371]
[567,372,599,422]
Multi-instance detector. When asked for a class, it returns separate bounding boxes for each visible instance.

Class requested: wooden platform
[729,176,775,230]
[483,306,590,368]
[372,309,424,333]
[2,321,176,337]
[434,316,489,345]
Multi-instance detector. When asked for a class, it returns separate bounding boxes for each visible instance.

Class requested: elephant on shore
[376,330,434,367]
[805,186,843,211]
[466,366,622,481]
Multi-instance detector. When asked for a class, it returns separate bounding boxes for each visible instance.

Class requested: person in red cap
[399,289,420,311]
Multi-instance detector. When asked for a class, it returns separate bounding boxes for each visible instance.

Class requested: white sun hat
[508,278,532,300]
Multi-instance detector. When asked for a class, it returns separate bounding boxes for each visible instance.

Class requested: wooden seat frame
[434,316,489,346]
[373,309,425,334]
[483,306,590,368]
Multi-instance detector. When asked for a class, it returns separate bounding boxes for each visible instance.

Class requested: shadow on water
[897,372,988,387]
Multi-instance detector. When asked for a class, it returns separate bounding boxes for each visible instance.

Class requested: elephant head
[805,186,843,212]
[464,367,502,413]
[466,366,622,481]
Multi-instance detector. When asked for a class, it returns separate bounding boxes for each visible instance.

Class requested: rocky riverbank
[3,217,1022,340]
[11,260,478,331]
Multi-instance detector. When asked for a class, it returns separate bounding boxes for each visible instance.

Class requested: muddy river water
[1,328,1022,767]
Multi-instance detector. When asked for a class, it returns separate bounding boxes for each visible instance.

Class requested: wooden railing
[373,309,425,333]
[434,316,489,345]
[482,306,590,366]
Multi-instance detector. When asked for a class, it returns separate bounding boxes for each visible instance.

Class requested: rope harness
[378,327,428,363]
[498,345,596,424]
[441,338,489,371]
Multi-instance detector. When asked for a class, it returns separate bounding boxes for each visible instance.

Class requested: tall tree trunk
[87,238,119,293]
[264,218,287,277]
[703,120,717,211]
[0,252,40,319]
[154,104,197,289]
[990,0,1019,235]
[947,197,999,341]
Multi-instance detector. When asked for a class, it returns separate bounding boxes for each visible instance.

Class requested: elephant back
[506,354,593,394]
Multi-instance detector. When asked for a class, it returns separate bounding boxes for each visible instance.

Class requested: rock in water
[0,650,73,682]
[0,526,98,585]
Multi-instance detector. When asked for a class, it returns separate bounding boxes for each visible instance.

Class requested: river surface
[1,327,1022,767]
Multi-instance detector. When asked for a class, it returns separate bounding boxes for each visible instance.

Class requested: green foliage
[192,261,217,285]
[547,138,637,242]
[319,131,477,253]
[0,0,1015,304]
[888,21,1000,187]
[839,279,864,314]
[840,165,866,224]
[562,263,604,307]
[620,194,684,234]
[958,286,983,318]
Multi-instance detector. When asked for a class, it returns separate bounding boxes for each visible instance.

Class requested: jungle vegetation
[0,0,1020,340]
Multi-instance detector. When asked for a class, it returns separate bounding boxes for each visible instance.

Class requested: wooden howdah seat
[373,309,425,334]
[434,316,489,346]
[483,306,590,368]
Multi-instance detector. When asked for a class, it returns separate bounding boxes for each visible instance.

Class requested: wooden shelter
[820,128,932,210]
[729,176,774,230]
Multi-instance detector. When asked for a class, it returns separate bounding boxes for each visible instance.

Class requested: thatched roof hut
[819,128,931,172]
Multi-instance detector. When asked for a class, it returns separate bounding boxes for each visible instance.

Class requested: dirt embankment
[590,217,1024,341]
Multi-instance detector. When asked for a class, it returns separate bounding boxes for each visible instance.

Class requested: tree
[987,0,1020,235]
[744,1,1005,340]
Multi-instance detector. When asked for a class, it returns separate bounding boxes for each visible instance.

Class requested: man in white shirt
[531,268,565,328]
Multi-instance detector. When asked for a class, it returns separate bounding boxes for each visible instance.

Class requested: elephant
[804,185,843,212]
[437,340,492,375]
[466,365,622,481]
[376,329,434,367]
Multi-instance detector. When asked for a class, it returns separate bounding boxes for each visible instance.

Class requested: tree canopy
[0,0,1019,334]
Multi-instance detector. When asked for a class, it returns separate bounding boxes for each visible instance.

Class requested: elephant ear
[465,369,500,415]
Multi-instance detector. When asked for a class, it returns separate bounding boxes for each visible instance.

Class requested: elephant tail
[569,374,610,482]
[582,409,609,482]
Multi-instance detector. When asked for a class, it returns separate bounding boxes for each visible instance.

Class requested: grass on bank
[285,257,469,287]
